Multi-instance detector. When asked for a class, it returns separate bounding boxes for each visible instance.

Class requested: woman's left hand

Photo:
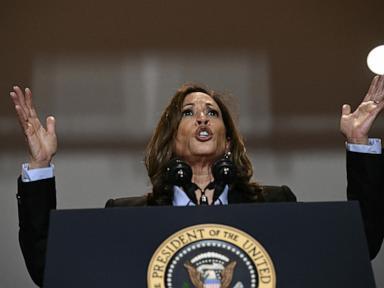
[340,75,384,144]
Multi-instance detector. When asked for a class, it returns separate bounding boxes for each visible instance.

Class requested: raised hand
[340,75,384,144]
[10,86,57,168]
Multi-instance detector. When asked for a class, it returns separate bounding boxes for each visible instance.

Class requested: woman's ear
[225,137,231,152]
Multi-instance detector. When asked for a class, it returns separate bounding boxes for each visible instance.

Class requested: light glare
[367,45,384,75]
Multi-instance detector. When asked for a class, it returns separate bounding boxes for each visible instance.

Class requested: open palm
[340,75,384,144]
[10,86,57,168]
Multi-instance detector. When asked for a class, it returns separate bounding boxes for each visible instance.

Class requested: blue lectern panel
[44,202,375,287]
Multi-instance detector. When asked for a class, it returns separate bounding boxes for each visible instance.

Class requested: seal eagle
[184,260,237,288]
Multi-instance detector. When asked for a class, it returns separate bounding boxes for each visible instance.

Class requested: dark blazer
[104,184,296,207]
[346,150,384,259]
[16,151,384,287]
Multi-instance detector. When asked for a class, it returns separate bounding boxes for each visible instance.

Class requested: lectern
[44,201,375,287]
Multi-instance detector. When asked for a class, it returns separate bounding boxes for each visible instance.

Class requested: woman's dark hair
[144,83,262,205]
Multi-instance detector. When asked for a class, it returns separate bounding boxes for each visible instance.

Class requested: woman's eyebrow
[182,102,217,108]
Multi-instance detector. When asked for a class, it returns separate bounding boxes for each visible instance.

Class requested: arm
[340,75,384,259]
[346,150,384,259]
[17,177,57,287]
[10,86,58,286]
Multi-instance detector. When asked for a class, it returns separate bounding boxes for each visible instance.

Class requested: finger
[364,75,379,102]
[19,87,44,133]
[10,90,23,107]
[370,76,384,104]
[10,92,23,112]
[46,116,56,135]
[342,104,351,115]
[13,86,26,107]
[29,117,43,138]
[375,75,384,99]
[15,104,28,121]
[25,122,36,137]
[12,86,30,117]
[15,105,29,131]
[373,100,384,115]
[24,88,38,118]
[361,101,384,126]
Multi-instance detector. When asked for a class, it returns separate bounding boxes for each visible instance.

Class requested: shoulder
[105,195,149,207]
[230,183,296,203]
[261,185,297,202]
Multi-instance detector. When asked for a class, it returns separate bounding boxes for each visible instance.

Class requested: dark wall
[1,0,383,149]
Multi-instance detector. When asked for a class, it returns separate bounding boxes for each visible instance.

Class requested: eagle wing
[184,262,204,288]
[221,260,237,288]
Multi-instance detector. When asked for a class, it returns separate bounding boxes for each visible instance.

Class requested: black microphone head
[212,156,236,185]
[164,158,192,187]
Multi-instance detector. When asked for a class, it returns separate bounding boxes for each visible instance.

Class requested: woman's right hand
[10,86,57,169]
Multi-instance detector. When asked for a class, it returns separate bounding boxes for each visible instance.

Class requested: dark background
[1,1,383,287]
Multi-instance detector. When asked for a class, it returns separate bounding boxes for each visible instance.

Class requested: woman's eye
[182,109,193,117]
[207,109,219,117]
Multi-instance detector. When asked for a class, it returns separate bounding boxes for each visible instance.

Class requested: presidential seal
[147,224,276,288]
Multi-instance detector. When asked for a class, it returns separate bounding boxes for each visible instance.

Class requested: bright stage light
[367,45,384,75]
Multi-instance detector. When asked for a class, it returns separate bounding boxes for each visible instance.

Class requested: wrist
[347,137,369,145]
[28,159,51,169]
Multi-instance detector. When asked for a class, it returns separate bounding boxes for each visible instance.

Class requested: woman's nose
[196,112,209,125]
[196,118,209,125]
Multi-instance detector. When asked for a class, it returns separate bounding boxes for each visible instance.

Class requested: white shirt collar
[172,185,228,206]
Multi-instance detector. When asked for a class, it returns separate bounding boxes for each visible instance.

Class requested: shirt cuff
[21,163,55,182]
[346,138,382,154]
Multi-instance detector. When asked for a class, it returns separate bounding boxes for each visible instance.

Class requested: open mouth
[195,126,213,141]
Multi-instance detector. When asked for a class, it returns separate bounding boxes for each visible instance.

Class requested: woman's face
[173,92,229,164]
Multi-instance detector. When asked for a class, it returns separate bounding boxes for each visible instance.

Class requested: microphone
[164,159,192,187]
[165,153,236,205]
[212,152,236,185]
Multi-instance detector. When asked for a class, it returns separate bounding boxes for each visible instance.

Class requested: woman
[108,84,296,208]
[11,77,384,286]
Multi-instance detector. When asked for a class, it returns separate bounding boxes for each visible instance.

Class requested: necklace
[197,181,215,205]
